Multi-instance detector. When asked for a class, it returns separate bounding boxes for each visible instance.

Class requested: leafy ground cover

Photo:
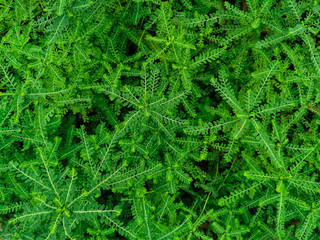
[1,0,320,239]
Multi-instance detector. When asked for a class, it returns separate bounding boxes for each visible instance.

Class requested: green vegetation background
[1,0,320,239]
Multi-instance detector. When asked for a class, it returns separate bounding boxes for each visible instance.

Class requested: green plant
[1,0,320,239]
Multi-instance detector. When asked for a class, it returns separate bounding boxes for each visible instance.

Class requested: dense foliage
[1,0,320,239]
